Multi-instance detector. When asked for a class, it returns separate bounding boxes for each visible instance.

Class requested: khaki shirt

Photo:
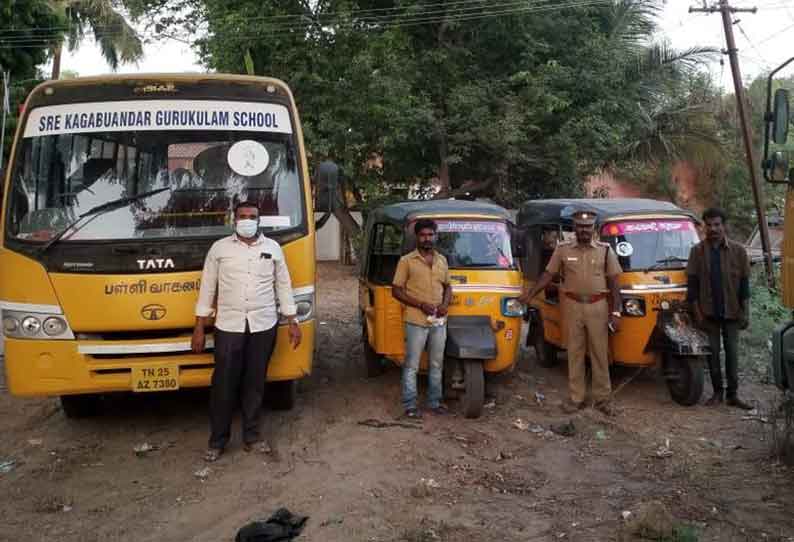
[546,241,622,296]
[392,249,450,327]
[686,238,750,320]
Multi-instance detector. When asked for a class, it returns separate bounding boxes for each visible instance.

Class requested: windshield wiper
[37,187,171,255]
[645,256,688,272]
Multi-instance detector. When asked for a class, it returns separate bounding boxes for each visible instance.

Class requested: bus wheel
[664,355,704,406]
[363,323,385,378]
[60,394,101,418]
[532,324,559,368]
[462,360,484,419]
[268,380,297,411]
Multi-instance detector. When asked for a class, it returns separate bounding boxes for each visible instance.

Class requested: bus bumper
[3,321,315,397]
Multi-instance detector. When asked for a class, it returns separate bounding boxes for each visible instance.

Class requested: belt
[564,292,607,304]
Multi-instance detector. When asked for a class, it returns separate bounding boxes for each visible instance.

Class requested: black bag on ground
[235,508,308,542]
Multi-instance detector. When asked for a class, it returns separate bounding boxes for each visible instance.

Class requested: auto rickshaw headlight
[623,298,646,317]
[502,298,525,317]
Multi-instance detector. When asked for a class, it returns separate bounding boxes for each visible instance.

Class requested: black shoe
[705,392,724,406]
[726,396,753,410]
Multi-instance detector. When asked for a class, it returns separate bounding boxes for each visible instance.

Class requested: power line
[0,0,612,48]
[735,22,770,67]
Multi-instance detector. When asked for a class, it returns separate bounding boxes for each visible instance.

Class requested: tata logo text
[137,258,175,270]
[141,304,167,321]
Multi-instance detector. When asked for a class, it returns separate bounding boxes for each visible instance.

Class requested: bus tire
[462,360,484,419]
[363,323,385,378]
[268,380,297,411]
[60,394,101,418]
[664,355,704,406]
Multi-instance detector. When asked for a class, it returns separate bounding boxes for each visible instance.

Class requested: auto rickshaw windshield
[600,219,699,271]
[433,219,514,269]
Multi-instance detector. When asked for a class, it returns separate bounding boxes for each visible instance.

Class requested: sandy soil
[0,262,792,542]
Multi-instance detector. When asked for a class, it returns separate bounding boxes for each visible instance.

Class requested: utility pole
[690,0,775,289]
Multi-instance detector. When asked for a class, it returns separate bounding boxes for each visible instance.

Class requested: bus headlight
[502,297,525,317]
[21,316,42,335]
[43,317,68,336]
[623,298,646,317]
[3,316,19,334]
[1,309,74,340]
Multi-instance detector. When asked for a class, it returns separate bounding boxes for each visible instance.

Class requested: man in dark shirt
[686,208,752,409]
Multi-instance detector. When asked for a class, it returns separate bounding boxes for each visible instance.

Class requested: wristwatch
[610,311,622,318]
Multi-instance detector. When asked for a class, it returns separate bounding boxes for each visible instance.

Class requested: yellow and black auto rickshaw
[359,200,524,417]
[518,198,710,405]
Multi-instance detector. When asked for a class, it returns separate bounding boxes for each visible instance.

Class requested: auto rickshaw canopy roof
[367,199,513,229]
[517,198,697,228]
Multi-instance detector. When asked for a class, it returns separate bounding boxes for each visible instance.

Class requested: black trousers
[209,324,277,450]
[703,318,740,397]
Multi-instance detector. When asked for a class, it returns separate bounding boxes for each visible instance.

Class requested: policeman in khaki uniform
[520,210,622,415]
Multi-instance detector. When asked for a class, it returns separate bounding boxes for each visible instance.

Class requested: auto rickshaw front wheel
[362,323,386,378]
[531,326,559,368]
[462,360,485,419]
[663,354,705,406]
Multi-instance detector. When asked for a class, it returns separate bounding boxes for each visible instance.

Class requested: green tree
[0,0,64,167]
[125,0,717,207]
[48,0,144,79]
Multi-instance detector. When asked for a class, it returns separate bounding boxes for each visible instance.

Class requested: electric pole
[690,0,775,289]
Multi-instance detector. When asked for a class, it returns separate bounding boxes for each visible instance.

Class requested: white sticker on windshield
[616,241,634,257]
[228,140,269,176]
[259,216,291,227]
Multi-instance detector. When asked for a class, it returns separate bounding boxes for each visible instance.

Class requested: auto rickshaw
[359,200,524,418]
[518,198,710,406]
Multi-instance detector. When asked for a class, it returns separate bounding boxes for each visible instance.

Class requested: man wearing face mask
[192,201,302,462]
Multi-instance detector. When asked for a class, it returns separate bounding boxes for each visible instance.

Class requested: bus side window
[367,223,403,285]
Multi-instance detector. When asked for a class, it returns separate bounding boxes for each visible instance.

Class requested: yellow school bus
[1,74,316,417]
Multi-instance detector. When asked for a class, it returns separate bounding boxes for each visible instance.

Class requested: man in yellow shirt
[392,219,452,418]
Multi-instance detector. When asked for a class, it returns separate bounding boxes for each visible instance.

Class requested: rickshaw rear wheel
[462,360,485,419]
[532,327,559,368]
[362,323,385,377]
[443,358,461,401]
[664,354,704,406]
[267,380,296,410]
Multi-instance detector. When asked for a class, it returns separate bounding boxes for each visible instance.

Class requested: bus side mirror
[772,88,790,145]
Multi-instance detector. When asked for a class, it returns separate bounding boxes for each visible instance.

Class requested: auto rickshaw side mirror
[772,88,790,145]
[510,224,527,259]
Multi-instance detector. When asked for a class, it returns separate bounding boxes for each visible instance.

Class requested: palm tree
[49,0,143,79]
[606,0,723,165]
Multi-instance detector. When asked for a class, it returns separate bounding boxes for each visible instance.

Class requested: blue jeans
[402,323,447,411]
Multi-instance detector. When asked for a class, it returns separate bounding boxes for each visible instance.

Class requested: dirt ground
[0,262,793,542]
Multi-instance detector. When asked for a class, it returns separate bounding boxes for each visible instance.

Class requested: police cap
[571,210,597,226]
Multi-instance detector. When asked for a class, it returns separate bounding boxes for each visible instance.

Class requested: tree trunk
[437,136,451,197]
[51,43,63,80]
[332,205,360,237]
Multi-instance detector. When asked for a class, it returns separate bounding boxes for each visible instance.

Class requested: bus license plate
[132,365,179,392]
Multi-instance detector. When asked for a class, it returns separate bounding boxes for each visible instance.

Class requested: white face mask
[235,218,259,238]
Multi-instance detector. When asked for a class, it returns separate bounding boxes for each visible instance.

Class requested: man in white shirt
[192,201,301,462]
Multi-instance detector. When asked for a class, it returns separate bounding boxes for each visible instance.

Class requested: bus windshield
[435,220,514,269]
[600,219,699,271]
[8,100,303,243]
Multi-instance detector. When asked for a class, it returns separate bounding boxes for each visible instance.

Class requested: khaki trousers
[563,298,611,403]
